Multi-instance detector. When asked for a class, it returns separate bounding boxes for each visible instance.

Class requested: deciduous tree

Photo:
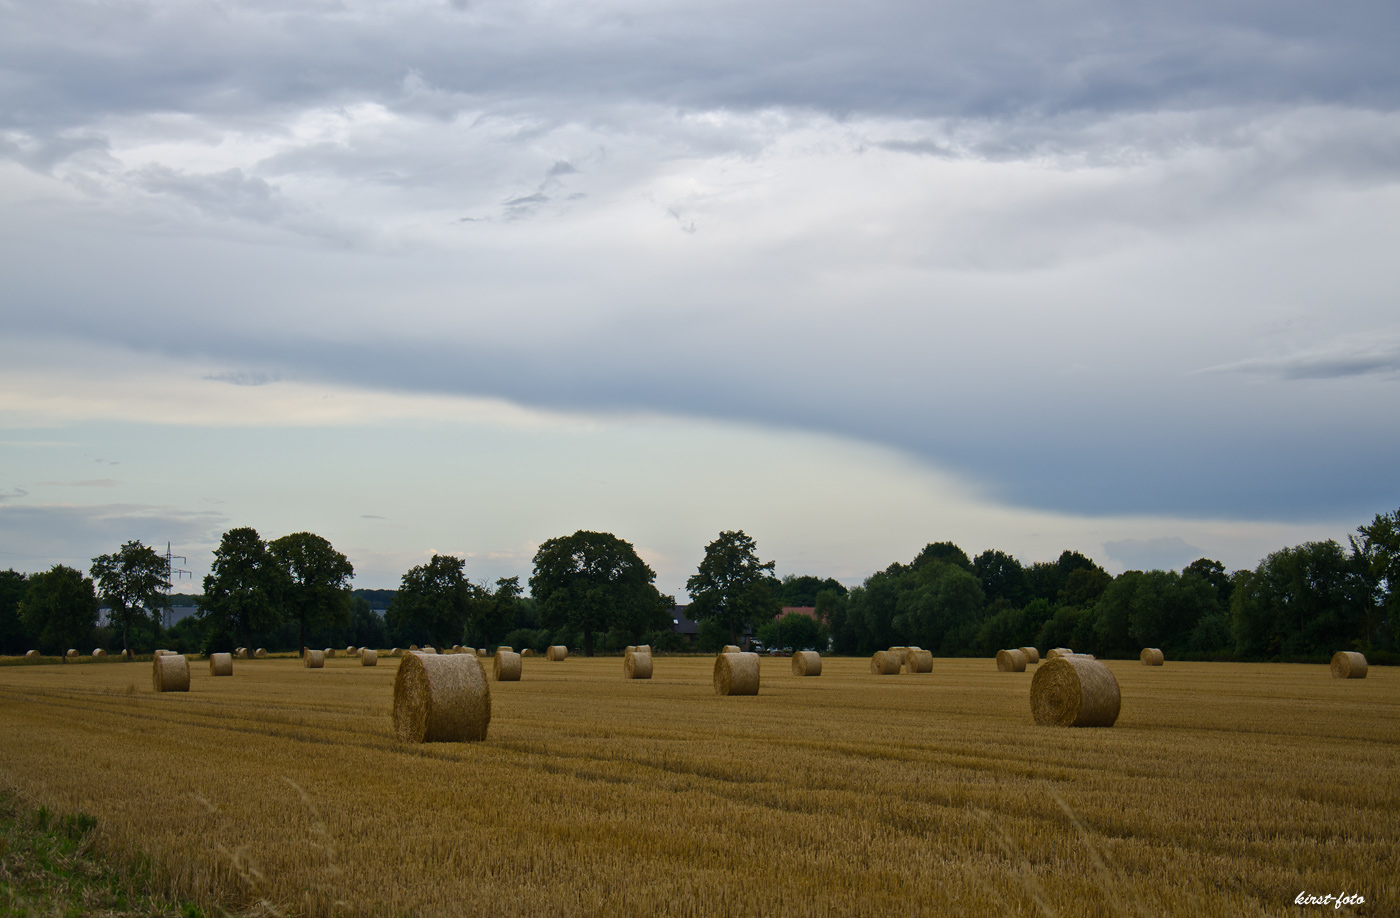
[91,540,169,655]
[269,532,354,654]
[531,531,666,656]
[390,554,482,651]
[686,530,780,647]
[200,527,286,650]
[18,565,98,659]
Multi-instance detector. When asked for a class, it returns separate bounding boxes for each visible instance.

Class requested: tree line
[3,507,1396,661]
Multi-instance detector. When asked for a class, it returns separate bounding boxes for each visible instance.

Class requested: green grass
[0,789,199,918]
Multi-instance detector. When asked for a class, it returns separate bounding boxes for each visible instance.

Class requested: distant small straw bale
[1331,651,1367,679]
[152,654,189,693]
[904,649,933,673]
[714,652,760,695]
[66,649,78,658]
[1019,647,1039,664]
[721,644,741,654]
[304,649,325,668]
[323,648,336,658]
[887,647,909,667]
[1030,656,1120,727]
[1046,648,1074,661]
[24,650,40,659]
[361,648,378,667]
[791,650,822,676]
[870,651,900,675]
[493,649,522,681]
[209,652,233,676]
[93,648,107,658]
[996,649,1028,672]
[1140,648,1165,666]
[623,647,653,680]
[547,645,568,661]
[393,651,491,743]
[521,648,535,656]
[254,648,267,658]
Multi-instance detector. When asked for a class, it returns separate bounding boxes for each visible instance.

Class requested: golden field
[0,654,1394,917]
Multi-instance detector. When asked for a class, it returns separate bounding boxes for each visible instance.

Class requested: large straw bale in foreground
[361,649,378,666]
[904,649,933,674]
[870,651,900,675]
[152,654,189,693]
[1019,647,1040,664]
[393,651,491,743]
[714,652,760,695]
[494,650,522,681]
[304,650,325,669]
[623,648,653,680]
[547,645,568,661]
[1046,647,1074,661]
[208,652,233,676]
[1140,648,1165,666]
[791,650,822,676]
[1030,655,1120,727]
[997,649,1028,672]
[1331,651,1367,679]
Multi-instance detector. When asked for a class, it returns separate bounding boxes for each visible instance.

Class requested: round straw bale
[1140,647,1165,666]
[235,647,247,659]
[346,645,356,655]
[1331,651,1367,679]
[904,649,934,673]
[452,645,462,652]
[497,645,512,653]
[476,647,488,656]
[304,649,325,668]
[870,650,900,675]
[791,650,822,676]
[1046,647,1074,660]
[66,649,78,658]
[422,646,438,654]
[1019,647,1040,664]
[152,654,190,693]
[547,645,568,661]
[93,648,107,657]
[119,649,133,661]
[493,649,522,681]
[714,652,760,695]
[25,650,39,659]
[997,649,1028,672]
[721,644,741,654]
[389,647,400,657]
[208,652,233,676]
[393,651,491,743]
[635,644,652,655]
[1030,655,1120,727]
[887,647,909,667]
[623,648,653,680]
[521,648,535,656]
[409,644,419,651]
[153,649,170,657]
[254,648,267,658]
[323,647,336,658]
[361,648,378,666]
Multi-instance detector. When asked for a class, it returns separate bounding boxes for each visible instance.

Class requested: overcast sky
[2,0,1397,595]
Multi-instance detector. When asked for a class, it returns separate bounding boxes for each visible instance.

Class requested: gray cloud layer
[3,0,1399,522]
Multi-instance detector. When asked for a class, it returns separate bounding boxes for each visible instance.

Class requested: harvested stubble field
[0,655,1395,917]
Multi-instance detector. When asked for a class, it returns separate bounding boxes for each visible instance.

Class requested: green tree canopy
[1351,507,1400,650]
[685,530,780,647]
[19,565,98,658]
[1231,540,1366,658]
[90,540,169,654]
[912,541,973,571]
[973,549,1028,607]
[531,531,666,656]
[390,554,482,650]
[269,532,354,653]
[778,574,847,607]
[756,610,828,652]
[0,569,29,655]
[200,527,287,650]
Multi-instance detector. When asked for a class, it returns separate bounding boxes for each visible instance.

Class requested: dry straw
[1331,651,1367,679]
[791,650,822,676]
[304,650,325,669]
[24,650,39,659]
[209,652,233,676]
[887,647,909,667]
[389,647,401,657]
[494,649,522,682]
[409,644,419,652]
[119,649,133,661]
[722,644,741,654]
[623,647,653,680]
[714,652,760,695]
[66,649,78,658]
[521,648,535,656]
[361,649,379,667]
[254,648,267,658]
[422,646,438,654]
[393,651,491,743]
[903,649,933,674]
[153,649,170,657]
[1046,648,1074,661]
[547,645,568,661]
[152,654,190,693]
[1019,647,1040,664]
[1140,648,1165,666]
[346,645,356,655]
[497,645,513,652]
[1030,655,1121,727]
[235,647,248,659]
[93,648,107,658]
[996,649,1028,672]
[869,651,900,675]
